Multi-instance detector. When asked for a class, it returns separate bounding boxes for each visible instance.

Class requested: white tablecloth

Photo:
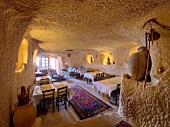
[78,70,87,76]
[32,82,74,105]
[35,76,52,85]
[93,77,121,96]
[84,71,103,83]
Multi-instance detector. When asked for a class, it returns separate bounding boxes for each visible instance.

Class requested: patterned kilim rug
[115,121,132,127]
[70,85,111,120]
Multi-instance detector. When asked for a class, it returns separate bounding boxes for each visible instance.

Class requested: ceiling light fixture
[66,50,74,51]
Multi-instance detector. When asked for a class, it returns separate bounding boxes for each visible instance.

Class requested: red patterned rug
[70,85,111,120]
[115,121,132,127]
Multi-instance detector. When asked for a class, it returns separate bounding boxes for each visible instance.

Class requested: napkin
[53,84,65,89]
[35,87,42,94]
[40,85,52,91]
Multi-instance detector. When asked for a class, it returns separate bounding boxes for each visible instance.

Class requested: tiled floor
[37,78,123,127]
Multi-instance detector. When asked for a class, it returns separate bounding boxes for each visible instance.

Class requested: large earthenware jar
[127,47,147,80]
[13,99,37,127]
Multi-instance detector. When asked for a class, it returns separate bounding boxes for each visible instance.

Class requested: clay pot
[13,99,37,127]
[128,51,146,80]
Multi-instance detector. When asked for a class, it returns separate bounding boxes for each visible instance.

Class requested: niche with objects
[15,39,28,72]
[86,54,94,64]
[100,52,114,65]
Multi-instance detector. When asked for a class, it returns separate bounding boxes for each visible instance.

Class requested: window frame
[36,56,49,68]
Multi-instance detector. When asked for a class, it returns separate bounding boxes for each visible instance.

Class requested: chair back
[57,86,68,100]
[101,72,105,80]
[96,73,100,78]
[95,73,101,81]
[105,73,111,79]
[109,84,121,106]
[40,78,50,85]
[42,89,55,114]
[42,89,55,100]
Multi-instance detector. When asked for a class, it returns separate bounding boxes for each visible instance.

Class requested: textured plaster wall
[118,5,170,127]
[83,49,129,76]
[112,49,130,66]
[0,5,38,127]
[63,49,130,76]
[0,1,170,127]
[119,72,170,126]
[13,36,39,111]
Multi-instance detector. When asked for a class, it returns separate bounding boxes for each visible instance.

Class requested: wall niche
[86,54,94,64]
[100,52,114,65]
[15,39,28,72]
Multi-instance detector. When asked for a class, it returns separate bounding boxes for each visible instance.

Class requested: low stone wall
[118,73,170,127]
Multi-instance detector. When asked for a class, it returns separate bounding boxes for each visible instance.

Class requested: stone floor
[36,77,125,127]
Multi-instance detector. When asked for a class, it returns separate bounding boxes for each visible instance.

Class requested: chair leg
[65,99,67,109]
[53,99,54,113]
[109,98,111,103]
[68,101,70,107]
[58,101,59,112]
[56,99,59,112]
[115,93,117,106]
[43,101,46,115]
[36,104,40,116]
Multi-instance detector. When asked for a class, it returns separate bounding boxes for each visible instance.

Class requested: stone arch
[33,49,38,64]
[15,39,28,72]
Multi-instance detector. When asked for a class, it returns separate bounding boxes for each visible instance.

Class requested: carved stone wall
[119,72,170,126]
[0,1,170,127]
[63,49,130,76]
[13,37,40,111]
[0,5,38,126]
[118,17,170,127]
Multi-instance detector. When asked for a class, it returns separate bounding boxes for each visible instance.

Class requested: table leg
[115,93,117,106]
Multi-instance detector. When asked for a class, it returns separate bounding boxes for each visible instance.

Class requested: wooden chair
[105,73,111,79]
[95,73,101,81]
[42,89,55,115]
[100,72,105,80]
[56,86,68,112]
[109,84,121,106]
[86,78,92,84]
[40,78,50,85]
[69,71,76,78]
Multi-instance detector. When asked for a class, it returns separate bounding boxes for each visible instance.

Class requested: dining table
[92,77,121,97]
[77,70,87,77]
[84,71,103,84]
[32,81,74,106]
[35,75,52,85]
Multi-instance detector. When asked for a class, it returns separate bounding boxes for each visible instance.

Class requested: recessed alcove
[15,39,28,72]
[99,52,114,65]
[86,54,94,64]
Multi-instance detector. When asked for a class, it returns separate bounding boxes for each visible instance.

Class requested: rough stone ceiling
[4,0,170,54]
